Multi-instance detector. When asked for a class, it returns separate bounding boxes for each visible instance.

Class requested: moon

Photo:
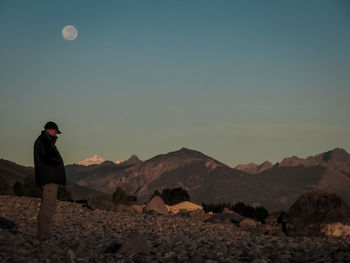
[62,25,78,41]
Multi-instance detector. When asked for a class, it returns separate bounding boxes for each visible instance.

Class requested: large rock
[143,195,169,216]
[239,218,259,228]
[320,222,350,237]
[284,190,350,236]
[131,204,144,214]
[167,201,203,214]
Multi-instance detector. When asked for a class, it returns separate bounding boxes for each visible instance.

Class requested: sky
[0,0,349,167]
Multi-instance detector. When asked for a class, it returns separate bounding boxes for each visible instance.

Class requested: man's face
[46,129,58,137]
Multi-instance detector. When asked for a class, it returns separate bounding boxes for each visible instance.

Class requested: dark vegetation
[3,176,269,222]
[152,187,190,205]
[0,176,11,195]
[112,187,137,205]
[1,174,72,201]
[202,202,269,223]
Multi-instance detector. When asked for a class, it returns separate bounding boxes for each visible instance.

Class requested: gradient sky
[1,0,349,167]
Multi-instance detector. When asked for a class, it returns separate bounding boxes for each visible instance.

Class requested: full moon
[62,25,78,41]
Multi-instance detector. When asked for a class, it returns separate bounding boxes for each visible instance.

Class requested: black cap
[44,121,62,134]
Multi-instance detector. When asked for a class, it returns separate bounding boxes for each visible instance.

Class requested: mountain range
[64,147,350,211]
[2,148,350,212]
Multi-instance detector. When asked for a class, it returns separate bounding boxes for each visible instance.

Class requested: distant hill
[0,159,33,183]
[0,158,113,208]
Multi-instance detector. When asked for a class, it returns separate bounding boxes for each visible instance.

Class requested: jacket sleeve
[35,140,61,166]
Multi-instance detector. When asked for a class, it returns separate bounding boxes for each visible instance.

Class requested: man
[34,121,66,241]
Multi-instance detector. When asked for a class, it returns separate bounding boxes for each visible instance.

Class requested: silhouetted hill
[0,159,32,183]
[0,158,112,206]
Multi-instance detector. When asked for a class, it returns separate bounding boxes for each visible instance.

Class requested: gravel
[1,195,349,262]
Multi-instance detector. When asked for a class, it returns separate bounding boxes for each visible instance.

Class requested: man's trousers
[37,183,57,241]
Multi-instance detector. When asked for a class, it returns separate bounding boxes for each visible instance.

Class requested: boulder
[239,218,258,228]
[167,201,203,214]
[143,195,169,216]
[131,204,144,214]
[320,222,350,237]
[285,190,350,236]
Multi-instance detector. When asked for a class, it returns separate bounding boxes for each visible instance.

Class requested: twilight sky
[1,0,349,167]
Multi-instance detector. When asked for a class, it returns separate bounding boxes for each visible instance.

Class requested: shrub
[22,174,41,198]
[13,181,23,196]
[57,185,72,201]
[202,201,269,223]
[152,187,190,205]
[112,187,136,205]
[0,176,11,195]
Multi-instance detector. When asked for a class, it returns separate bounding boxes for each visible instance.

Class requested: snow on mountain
[75,155,105,166]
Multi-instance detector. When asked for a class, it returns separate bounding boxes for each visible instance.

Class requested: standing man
[34,121,66,241]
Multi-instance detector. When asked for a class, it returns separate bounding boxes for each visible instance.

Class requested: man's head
[44,121,62,136]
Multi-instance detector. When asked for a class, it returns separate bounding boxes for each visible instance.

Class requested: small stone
[66,248,76,263]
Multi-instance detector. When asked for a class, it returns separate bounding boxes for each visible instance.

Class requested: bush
[0,176,11,195]
[202,201,269,223]
[13,181,23,196]
[254,206,269,223]
[112,187,136,205]
[152,187,190,205]
[23,174,41,198]
[202,202,232,214]
[57,185,72,201]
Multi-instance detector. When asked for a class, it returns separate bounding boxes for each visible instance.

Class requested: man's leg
[37,183,58,241]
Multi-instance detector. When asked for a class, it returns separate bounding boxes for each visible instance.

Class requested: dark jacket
[34,130,66,187]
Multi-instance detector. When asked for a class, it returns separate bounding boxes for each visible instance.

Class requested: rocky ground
[1,196,350,263]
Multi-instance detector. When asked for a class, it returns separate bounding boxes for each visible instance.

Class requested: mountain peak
[122,154,142,166]
[257,161,273,173]
[234,163,258,174]
[235,161,273,174]
[321,148,348,162]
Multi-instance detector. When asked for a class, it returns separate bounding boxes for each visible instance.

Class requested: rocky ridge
[1,195,350,262]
